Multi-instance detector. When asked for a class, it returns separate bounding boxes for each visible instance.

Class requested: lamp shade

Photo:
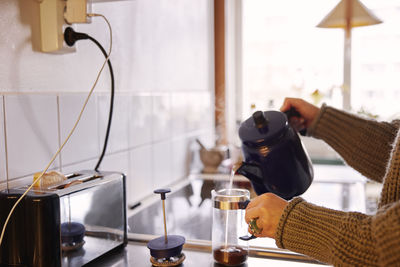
[317,0,382,28]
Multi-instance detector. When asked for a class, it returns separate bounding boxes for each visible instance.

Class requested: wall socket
[65,0,90,24]
[38,0,66,52]
[37,0,90,53]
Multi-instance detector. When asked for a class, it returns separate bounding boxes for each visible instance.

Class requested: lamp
[317,0,382,110]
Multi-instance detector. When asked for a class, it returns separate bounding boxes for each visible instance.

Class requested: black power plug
[64,27,89,47]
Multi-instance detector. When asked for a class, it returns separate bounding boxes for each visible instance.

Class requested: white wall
[0,0,215,205]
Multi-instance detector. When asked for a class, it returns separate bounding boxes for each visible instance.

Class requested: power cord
[0,13,112,247]
[64,27,115,171]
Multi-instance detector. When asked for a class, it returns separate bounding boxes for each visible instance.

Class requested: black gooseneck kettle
[236,109,313,200]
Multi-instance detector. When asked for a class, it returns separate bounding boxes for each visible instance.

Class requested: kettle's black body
[236,110,313,200]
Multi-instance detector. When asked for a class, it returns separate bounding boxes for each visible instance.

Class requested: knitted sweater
[275,104,400,266]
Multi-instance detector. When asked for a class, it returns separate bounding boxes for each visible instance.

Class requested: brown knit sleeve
[307,104,400,183]
[275,197,379,266]
[372,201,400,266]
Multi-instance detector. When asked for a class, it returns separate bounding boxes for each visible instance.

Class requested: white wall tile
[130,0,212,92]
[97,152,130,212]
[171,93,187,136]
[129,145,153,204]
[5,95,59,179]
[61,158,98,174]
[59,94,99,166]
[198,92,213,130]
[0,96,6,182]
[187,92,213,132]
[129,95,152,147]
[152,141,172,190]
[98,151,130,176]
[98,94,129,154]
[76,1,138,94]
[171,137,191,182]
[152,94,171,142]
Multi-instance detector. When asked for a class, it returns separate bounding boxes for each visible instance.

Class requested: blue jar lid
[61,222,85,244]
[239,110,288,147]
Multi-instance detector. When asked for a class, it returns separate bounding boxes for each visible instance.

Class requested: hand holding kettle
[280,98,320,134]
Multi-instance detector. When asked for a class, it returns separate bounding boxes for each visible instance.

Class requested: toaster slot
[78,174,103,183]
[66,173,81,179]
[50,174,103,190]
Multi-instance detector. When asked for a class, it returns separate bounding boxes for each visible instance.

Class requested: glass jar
[212,188,250,266]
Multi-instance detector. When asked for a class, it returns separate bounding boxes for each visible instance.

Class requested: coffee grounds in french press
[147,189,186,267]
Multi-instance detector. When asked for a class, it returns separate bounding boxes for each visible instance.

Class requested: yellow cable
[0,14,112,247]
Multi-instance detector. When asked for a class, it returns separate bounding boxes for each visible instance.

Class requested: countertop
[87,236,327,267]
[88,164,366,267]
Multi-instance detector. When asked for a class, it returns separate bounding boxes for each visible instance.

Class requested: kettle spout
[235,162,263,183]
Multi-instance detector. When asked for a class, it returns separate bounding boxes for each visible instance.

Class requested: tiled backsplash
[59,94,100,166]
[0,0,215,205]
[4,95,60,179]
[0,92,214,205]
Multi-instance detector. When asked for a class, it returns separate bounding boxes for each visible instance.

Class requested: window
[241,0,400,121]
[352,0,400,120]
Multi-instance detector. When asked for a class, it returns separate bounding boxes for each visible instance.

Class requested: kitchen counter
[91,164,366,267]
[87,234,327,267]
[127,167,366,245]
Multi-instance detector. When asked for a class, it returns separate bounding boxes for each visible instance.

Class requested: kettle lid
[239,110,288,146]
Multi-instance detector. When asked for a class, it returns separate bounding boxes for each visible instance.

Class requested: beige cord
[0,14,112,247]
[88,13,113,55]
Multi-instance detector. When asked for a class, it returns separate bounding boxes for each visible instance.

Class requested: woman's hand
[280,98,320,132]
[245,193,288,238]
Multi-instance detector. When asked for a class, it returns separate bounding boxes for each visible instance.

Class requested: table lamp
[317,0,382,110]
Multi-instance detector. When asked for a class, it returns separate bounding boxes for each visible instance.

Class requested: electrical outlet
[38,0,65,52]
[36,0,90,53]
[65,0,89,24]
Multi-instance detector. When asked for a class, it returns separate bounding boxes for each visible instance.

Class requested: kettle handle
[284,108,307,136]
[241,199,250,209]
[239,200,258,241]
[239,200,257,241]
[239,234,257,241]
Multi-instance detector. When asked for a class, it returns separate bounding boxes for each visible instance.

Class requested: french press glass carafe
[212,188,250,266]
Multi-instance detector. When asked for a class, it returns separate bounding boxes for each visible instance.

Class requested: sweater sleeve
[307,104,400,183]
[275,197,400,266]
